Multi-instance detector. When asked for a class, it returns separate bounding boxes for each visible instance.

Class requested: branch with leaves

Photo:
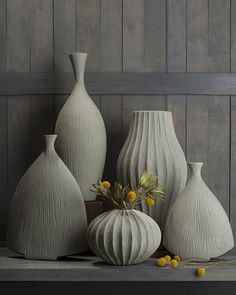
[90,171,165,210]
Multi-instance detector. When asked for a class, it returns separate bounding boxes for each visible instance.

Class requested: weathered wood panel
[231,1,236,72]
[101,0,122,182]
[231,96,236,252]
[0,0,6,72]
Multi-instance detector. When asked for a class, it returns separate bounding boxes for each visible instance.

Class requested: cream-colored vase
[117,111,187,230]
[55,53,107,201]
[7,135,88,260]
[87,209,161,265]
[164,162,234,259]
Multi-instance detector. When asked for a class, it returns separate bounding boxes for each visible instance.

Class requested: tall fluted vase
[7,135,88,260]
[164,162,234,259]
[117,111,187,230]
[55,53,107,201]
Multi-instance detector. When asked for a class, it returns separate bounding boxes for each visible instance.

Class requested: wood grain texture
[209,0,230,72]
[54,0,76,73]
[187,0,208,72]
[30,0,53,72]
[231,1,236,72]
[187,96,230,214]
[0,0,6,72]
[230,96,236,253]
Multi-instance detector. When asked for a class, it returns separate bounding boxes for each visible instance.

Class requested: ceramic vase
[164,162,234,259]
[7,135,88,260]
[117,111,187,230]
[87,209,161,265]
[55,53,107,201]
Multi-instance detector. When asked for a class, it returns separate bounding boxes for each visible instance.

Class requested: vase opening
[69,52,88,83]
[44,134,57,153]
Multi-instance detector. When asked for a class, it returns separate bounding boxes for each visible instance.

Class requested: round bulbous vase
[7,135,88,260]
[117,111,187,230]
[164,162,234,259]
[55,52,107,201]
[87,209,161,266]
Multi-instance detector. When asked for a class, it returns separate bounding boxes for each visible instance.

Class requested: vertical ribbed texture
[87,209,161,265]
[117,111,187,229]
[7,135,88,260]
[164,162,234,259]
[55,53,107,201]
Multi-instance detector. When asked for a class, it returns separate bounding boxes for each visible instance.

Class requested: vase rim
[188,161,203,165]
[69,52,88,57]
[133,110,171,114]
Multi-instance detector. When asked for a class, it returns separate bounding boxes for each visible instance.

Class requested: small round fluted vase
[55,53,107,201]
[7,135,88,260]
[117,111,187,230]
[87,209,161,265]
[164,162,234,259]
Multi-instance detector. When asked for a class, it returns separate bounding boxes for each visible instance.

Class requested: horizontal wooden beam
[1,72,236,95]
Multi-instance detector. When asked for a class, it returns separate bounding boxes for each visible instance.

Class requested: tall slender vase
[117,111,187,230]
[7,135,88,260]
[55,53,107,201]
[164,162,234,259]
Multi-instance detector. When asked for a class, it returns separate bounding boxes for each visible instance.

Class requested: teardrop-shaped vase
[7,135,88,260]
[117,111,187,230]
[55,53,107,201]
[164,162,234,259]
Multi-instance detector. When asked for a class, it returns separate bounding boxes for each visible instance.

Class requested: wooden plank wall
[0,0,235,252]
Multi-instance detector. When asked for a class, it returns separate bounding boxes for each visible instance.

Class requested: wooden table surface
[0,247,236,282]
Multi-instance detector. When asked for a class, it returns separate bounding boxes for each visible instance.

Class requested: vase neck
[44,135,57,154]
[188,162,203,178]
[69,53,87,83]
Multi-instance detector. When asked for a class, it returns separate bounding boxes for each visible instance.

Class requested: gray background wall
[0,0,235,252]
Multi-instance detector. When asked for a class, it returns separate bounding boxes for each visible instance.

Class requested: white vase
[87,209,161,265]
[164,162,234,259]
[7,135,88,260]
[55,53,107,201]
[117,111,187,230]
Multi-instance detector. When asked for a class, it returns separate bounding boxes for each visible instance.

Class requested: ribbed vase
[55,53,107,201]
[164,162,234,259]
[117,111,187,230]
[7,135,88,260]
[87,209,161,265]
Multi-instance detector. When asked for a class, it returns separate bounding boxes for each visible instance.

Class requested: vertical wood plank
[167,0,186,153]
[76,0,101,72]
[187,0,208,72]
[167,0,186,73]
[101,0,122,182]
[0,0,7,241]
[31,0,53,72]
[0,97,8,241]
[54,0,76,72]
[0,0,6,71]
[231,96,236,252]
[7,0,30,72]
[7,0,31,205]
[231,1,236,72]
[187,96,230,214]
[30,0,54,159]
[209,0,230,72]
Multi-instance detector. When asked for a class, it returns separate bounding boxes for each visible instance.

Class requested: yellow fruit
[146,197,155,206]
[164,255,171,264]
[156,257,167,267]
[170,259,178,268]
[102,181,111,189]
[174,255,181,262]
[128,191,137,200]
[196,268,206,277]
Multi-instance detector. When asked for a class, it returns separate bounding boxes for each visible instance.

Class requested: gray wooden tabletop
[0,248,236,282]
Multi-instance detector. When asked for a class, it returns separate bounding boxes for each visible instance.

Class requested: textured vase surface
[87,209,161,265]
[117,111,187,230]
[55,52,107,201]
[164,162,234,259]
[7,135,88,260]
